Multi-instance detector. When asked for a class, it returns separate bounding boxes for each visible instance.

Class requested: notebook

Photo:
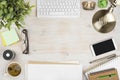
[88,68,119,80]
[85,57,120,79]
[26,61,82,80]
[1,28,20,46]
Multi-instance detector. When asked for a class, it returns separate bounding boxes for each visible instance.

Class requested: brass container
[92,6,116,33]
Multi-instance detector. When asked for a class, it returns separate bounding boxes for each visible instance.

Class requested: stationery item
[89,54,117,64]
[90,38,117,56]
[3,49,16,60]
[98,0,108,8]
[1,28,20,46]
[22,29,29,54]
[26,61,82,80]
[6,62,21,77]
[85,57,120,79]
[88,68,119,80]
[82,1,96,10]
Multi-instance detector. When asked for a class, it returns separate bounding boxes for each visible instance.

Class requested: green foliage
[0,0,34,30]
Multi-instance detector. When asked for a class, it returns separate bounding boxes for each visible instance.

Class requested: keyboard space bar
[48,12,79,17]
[49,12,65,16]
[37,12,80,17]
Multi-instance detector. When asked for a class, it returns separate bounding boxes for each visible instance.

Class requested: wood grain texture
[0,0,120,80]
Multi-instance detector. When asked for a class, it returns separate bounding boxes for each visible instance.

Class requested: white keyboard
[37,0,80,17]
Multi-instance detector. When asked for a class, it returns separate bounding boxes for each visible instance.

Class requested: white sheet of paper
[26,63,82,80]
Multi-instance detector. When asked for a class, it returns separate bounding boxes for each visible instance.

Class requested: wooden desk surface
[0,0,120,80]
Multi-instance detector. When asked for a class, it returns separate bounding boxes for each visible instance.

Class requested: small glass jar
[3,49,16,60]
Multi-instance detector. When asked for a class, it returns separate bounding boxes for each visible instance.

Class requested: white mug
[4,62,22,78]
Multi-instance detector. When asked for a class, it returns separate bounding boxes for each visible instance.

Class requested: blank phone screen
[92,39,116,56]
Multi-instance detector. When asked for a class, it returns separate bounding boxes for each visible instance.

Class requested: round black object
[3,50,15,60]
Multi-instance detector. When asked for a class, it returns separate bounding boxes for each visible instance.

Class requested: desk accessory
[6,62,21,77]
[82,1,96,10]
[89,54,117,64]
[92,0,120,33]
[98,0,108,8]
[85,57,120,79]
[26,61,82,80]
[88,68,119,80]
[37,0,80,17]
[3,49,16,60]
[109,0,120,6]
[1,28,20,46]
[92,5,116,33]
[0,0,34,30]
[90,38,117,56]
[22,29,29,54]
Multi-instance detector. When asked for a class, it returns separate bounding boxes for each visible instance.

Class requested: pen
[84,54,118,73]
[89,54,117,64]
[97,73,117,79]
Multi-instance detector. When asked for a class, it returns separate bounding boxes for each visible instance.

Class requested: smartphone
[90,38,117,56]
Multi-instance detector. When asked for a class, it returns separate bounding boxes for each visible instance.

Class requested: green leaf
[15,21,22,29]
[3,9,7,14]
[0,10,3,16]
[30,5,35,8]
[5,21,12,30]
[9,7,13,12]
[0,21,4,29]
[0,5,3,8]
[1,1,7,5]
[5,13,11,20]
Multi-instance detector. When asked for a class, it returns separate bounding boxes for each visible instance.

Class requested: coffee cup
[5,62,22,78]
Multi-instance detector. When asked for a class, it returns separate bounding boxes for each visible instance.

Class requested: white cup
[5,62,22,78]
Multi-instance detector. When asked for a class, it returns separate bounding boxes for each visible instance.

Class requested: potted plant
[0,0,34,30]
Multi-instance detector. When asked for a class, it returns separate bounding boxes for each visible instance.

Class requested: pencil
[89,54,116,64]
